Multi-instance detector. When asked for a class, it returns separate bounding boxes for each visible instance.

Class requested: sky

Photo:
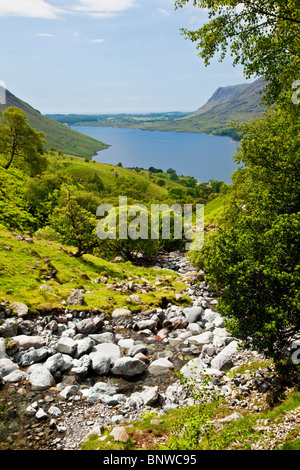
[0,0,252,114]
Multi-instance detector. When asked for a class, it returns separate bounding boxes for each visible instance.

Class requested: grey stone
[19,347,49,366]
[89,332,115,344]
[0,318,18,337]
[11,335,46,351]
[89,352,111,375]
[3,369,28,383]
[56,336,76,356]
[127,344,148,357]
[74,337,94,358]
[76,317,104,335]
[67,290,84,306]
[111,308,132,324]
[0,358,19,377]
[91,342,124,364]
[183,306,203,323]
[187,331,214,346]
[111,357,147,377]
[28,365,56,390]
[148,358,174,376]
[211,340,239,371]
[59,385,79,400]
[10,302,28,317]
[44,353,73,374]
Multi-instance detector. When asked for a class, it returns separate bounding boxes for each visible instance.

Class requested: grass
[0,228,190,314]
[81,386,300,451]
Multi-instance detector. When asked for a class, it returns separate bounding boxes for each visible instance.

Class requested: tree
[175,0,300,104]
[191,108,300,366]
[50,186,100,258]
[0,107,46,172]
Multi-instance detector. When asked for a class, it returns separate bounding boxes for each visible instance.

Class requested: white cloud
[90,38,105,43]
[0,0,64,19]
[73,0,136,17]
[157,8,170,17]
[37,33,55,37]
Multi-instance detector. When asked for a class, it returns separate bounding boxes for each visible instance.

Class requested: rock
[18,320,36,335]
[89,332,115,344]
[135,319,157,331]
[48,405,62,417]
[3,369,28,383]
[183,306,203,323]
[128,344,148,357]
[129,294,143,304]
[19,347,49,366]
[91,343,124,364]
[56,337,76,356]
[67,290,85,306]
[44,353,73,375]
[11,335,46,351]
[59,385,79,400]
[0,318,18,337]
[74,337,94,358]
[211,340,239,371]
[10,302,28,318]
[70,355,91,380]
[110,427,130,442]
[180,357,206,378]
[187,331,214,346]
[0,339,6,359]
[76,317,104,335]
[155,328,169,341]
[0,358,19,377]
[148,358,174,376]
[117,338,135,351]
[140,386,159,405]
[111,357,147,377]
[111,308,132,324]
[35,408,48,420]
[28,365,56,390]
[89,352,111,375]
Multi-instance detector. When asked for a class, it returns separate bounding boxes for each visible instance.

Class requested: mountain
[132,78,267,139]
[0,90,108,158]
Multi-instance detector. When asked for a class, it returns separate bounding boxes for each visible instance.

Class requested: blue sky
[0,0,252,114]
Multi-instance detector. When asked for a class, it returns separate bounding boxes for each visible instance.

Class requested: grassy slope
[0,90,108,158]
[0,151,191,313]
[0,228,189,314]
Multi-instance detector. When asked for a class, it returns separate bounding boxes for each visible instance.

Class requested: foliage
[0,107,46,174]
[50,186,101,258]
[191,107,300,365]
[175,0,300,105]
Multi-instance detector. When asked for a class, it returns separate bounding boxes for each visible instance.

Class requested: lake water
[71,126,239,184]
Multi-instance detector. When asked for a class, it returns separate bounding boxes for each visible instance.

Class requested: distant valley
[47,78,266,140]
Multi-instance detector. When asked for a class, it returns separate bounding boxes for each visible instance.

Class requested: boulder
[74,337,94,358]
[0,318,18,337]
[0,358,19,377]
[56,337,76,356]
[89,352,111,375]
[10,302,28,318]
[148,358,174,376]
[111,357,147,377]
[3,369,28,383]
[128,344,148,357]
[11,335,46,351]
[110,427,130,442]
[89,332,115,344]
[44,352,73,374]
[111,308,132,324]
[28,364,56,390]
[183,306,203,323]
[91,343,124,364]
[211,340,239,371]
[19,347,49,366]
[67,290,85,306]
[187,331,214,346]
[76,317,104,335]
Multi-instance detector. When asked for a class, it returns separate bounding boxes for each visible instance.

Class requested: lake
[71,126,239,184]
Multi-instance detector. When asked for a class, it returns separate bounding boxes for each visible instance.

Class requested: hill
[0,90,108,158]
[136,78,267,138]
[45,78,266,139]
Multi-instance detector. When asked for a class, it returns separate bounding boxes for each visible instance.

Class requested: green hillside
[46,78,266,140]
[0,90,108,158]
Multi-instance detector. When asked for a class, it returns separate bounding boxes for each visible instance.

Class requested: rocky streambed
[0,252,280,450]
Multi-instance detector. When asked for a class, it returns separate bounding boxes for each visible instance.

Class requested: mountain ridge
[0,90,108,158]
